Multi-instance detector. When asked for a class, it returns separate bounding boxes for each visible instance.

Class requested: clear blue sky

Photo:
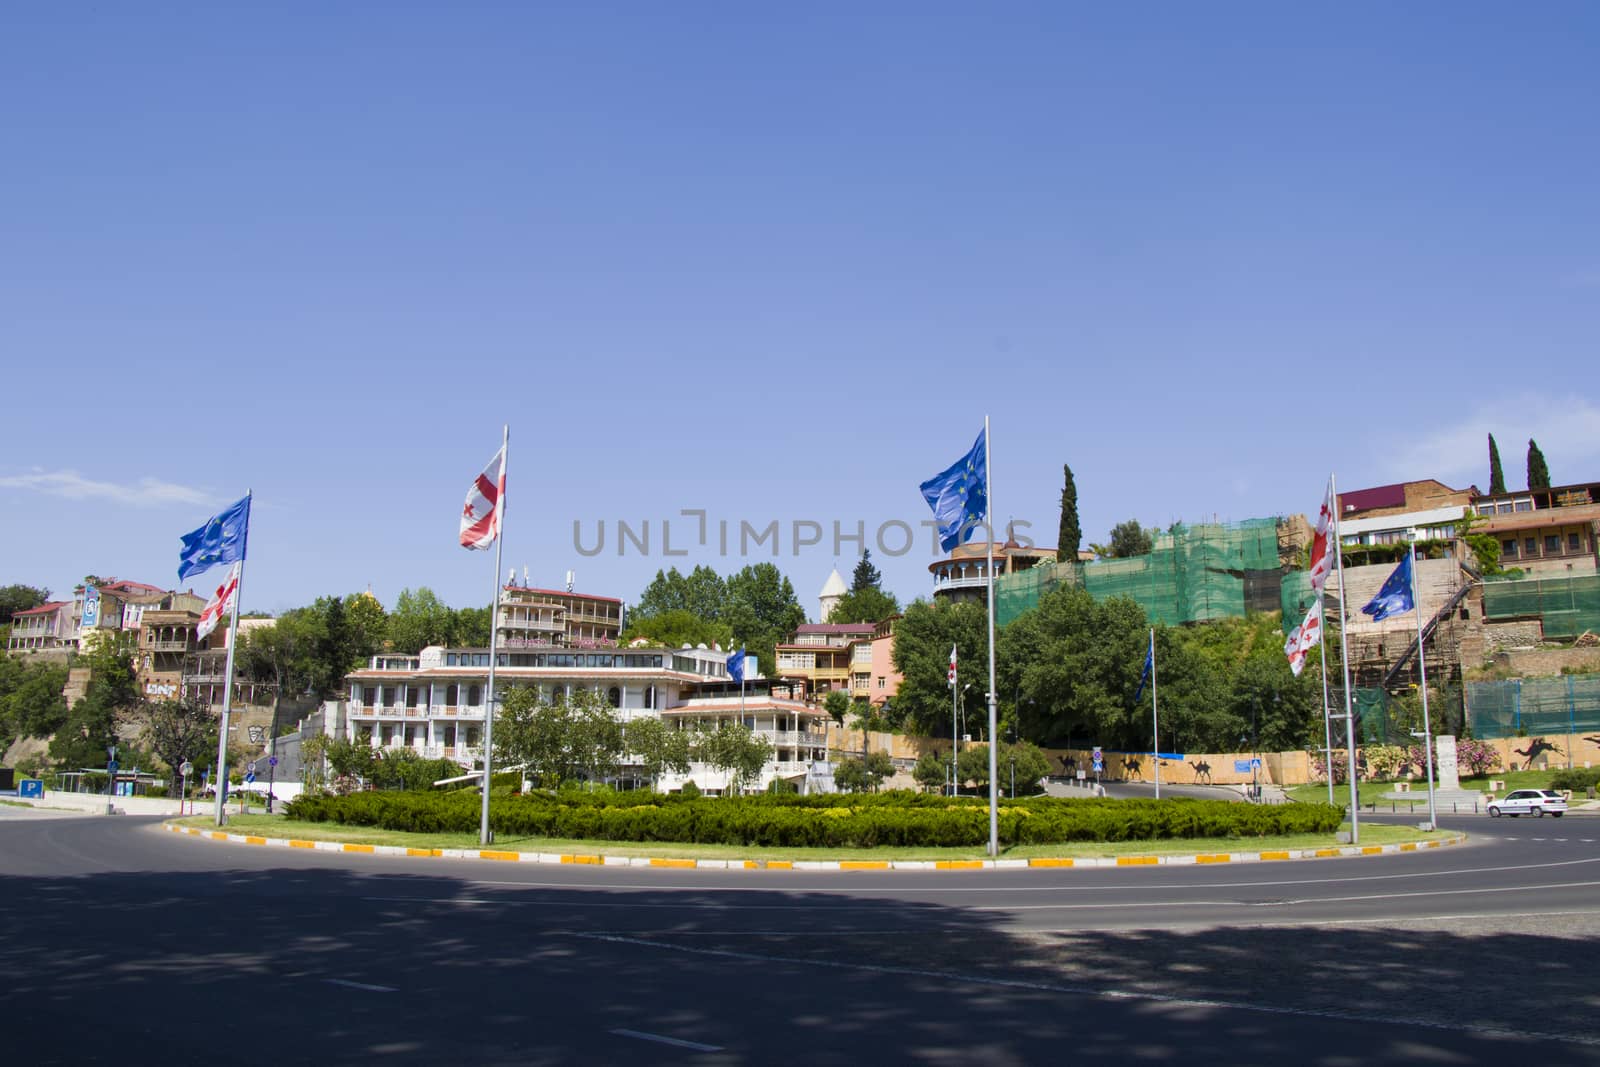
[4,3,1597,620]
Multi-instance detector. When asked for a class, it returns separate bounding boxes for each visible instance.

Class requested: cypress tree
[850,550,882,593]
[1487,434,1506,495]
[1056,464,1081,563]
[1527,439,1551,491]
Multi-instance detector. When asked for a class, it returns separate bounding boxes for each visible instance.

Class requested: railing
[144,639,190,652]
[932,573,991,591]
[501,617,563,631]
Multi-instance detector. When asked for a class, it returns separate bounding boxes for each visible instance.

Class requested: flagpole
[479,426,508,847]
[981,417,1000,856]
[212,491,250,827]
[950,656,958,797]
[1150,627,1160,801]
[1319,599,1335,807]
[1331,474,1361,844]
[1412,544,1438,831]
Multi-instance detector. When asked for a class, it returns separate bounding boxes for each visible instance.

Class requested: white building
[342,642,830,794]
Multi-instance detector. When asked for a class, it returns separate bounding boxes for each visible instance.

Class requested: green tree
[913,749,948,792]
[325,737,378,788]
[849,699,878,759]
[826,586,899,624]
[850,550,883,593]
[1527,438,1551,491]
[1487,433,1506,495]
[1107,519,1154,558]
[833,751,893,792]
[50,635,141,770]
[452,605,492,647]
[621,609,732,651]
[0,657,68,741]
[387,587,454,653]
[136,698,218,797]
[495,686,625,788]
[1056,464,1081,562]
[343,592,389,662]
[724,563,806,678]
[823,689,851,726]
[956,745,991,791]
[624,715,692,790]
[0,583,50,624]
[888,598,989,737]
[697,721,773,795]
[996,740,1052,795]
[633,566,727,621]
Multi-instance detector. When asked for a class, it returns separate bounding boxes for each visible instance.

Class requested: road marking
[573,932,1600,1049]
[609,1028,722,1052]
[972,878,1600,912]
[324,978,397,993]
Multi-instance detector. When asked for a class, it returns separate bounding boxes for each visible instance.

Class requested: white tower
[818,568,848,622]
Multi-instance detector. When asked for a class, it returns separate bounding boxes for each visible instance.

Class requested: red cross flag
[948,644,958,686]
[196,562,241,641]
[460,445,506,550]
[1283,602,1323,677]
[1307,477,1336,596]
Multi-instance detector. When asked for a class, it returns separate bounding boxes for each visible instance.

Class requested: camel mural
[1121,756,1143,781]
[1189,760,1213,784]
[1512,737,1563,769]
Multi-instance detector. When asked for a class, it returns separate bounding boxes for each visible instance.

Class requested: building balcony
[143,639,191,653]
[932,573,992,593]
[501,617,563,632]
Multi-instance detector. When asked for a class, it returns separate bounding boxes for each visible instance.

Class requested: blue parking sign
[20,779,43,799]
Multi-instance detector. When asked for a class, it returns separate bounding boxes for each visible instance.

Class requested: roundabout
[3,805,1598,1064]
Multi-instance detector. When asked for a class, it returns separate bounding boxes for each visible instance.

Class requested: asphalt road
[3,807,1598,1065]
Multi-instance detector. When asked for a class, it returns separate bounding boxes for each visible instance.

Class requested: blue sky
[3,3,1597,620]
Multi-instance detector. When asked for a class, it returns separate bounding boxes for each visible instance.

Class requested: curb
[161,822,1467,871]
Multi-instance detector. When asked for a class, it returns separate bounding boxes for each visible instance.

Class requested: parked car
[1487,789,1567,818]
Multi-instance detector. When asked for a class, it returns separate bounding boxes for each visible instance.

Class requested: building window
[1498,502,1514,514]
[1502,540,1518,559]
[446,684,458,706]
[382,687,396,707]
[363,686,377,707]
[1570,532,1583,553]
[1515,500,1533,512]
[1525,538,1538,557]
[468,684,482,706]
[1546,535,1561,555]
[607,686,621,708]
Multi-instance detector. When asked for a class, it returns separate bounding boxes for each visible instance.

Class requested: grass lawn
[171,813,1445,861]
[1285,767,1573,809]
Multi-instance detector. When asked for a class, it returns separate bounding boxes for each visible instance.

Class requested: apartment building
[774,622,876,700]
[496,585,624,649]
[341,641,827,793]
[930,538,1056,604]
[1471,482,1600,577]
[7,601,73,653]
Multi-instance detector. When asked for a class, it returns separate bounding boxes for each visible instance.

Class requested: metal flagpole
[1331,474,1361,844]
[983,415,999,857]
[479,426,508,847]
[951,659,959,796]
[1319,599,1335,807]
[1412,544,1439,831]
[1150,627,1161,801]
[212,492,250,827]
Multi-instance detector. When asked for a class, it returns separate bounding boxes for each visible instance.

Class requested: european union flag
[1362,551,1415,621]
[920,430,988,553]
[1134,644,1154,703]
[726,646,746,685]
[178,494,251,581]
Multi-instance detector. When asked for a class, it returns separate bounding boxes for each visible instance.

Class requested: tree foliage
[913,749,948,792]
[833,750,893,793]
[388,587,455,654]
[624,715,693,788]
[850,551,883,593]
[1106,519,1155,558]
[889,598,989,737]
[826,586,899,624]
[1056,464,1081,562]
[621,609,732,652]
[0,583,50,624]
[495,685,625,788]
[629,563,805,679]
[0,656,69,743]
[136,698,219,796]
[1527,438,1551,491]
[696,722,773,795]
[1487,433,1506,495]
[49,636,141,770]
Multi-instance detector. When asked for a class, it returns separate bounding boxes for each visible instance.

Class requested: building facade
[1472,482,1600,577]
[7,601,73,653]
[341,642,828,793]
[496,585,624,649]
[930,539,1056,604]
[773,622,877,700]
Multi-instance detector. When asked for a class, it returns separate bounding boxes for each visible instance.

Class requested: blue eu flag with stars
[726,646,746,685]
[1361,551,1416,621]
[178,494,251,581]
[920,430,988,553]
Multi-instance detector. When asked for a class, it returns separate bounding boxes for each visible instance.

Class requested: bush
[281,790,1344,848]
[1550,767,1600,792]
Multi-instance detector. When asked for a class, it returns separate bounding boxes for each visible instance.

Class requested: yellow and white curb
[163,822,1465,871]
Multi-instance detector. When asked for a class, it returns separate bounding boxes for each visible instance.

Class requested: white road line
[573,932,1599,1049]
[609,1028,723,1052]
[324,978,397,993]
[972,878,1600,912]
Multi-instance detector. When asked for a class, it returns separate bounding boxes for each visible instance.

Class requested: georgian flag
[948,644,957,686]
[197,562,241,641]
[1283,602,1323,677]
[1307,477,1336,596]
[460,445,506,550]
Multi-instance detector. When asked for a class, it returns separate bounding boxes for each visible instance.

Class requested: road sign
[1250,758,1262,770]
[1234,760,1252,773]
[247,761,258,775]
[268,756,278,767]
[107,760,119,774]
[180,761,193,777]
[19,779,43,799]
[244,771,256,784]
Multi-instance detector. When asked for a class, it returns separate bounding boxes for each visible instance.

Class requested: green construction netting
[995,518,1283,627]
[1482,574,1600,640]
[1349,686,1467,745]
[1465,676,1600,740]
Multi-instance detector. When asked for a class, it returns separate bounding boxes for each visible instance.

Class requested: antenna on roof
[566,570,575,592]
[523,565,529,587]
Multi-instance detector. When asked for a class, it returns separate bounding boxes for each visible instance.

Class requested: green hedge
[284,790,1343,848]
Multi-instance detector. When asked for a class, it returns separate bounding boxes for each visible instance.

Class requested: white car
[1488,789,1567,818]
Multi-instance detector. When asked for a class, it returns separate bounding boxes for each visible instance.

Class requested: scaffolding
[995,518,1285,628]
[1482,574,1600,640]
[1466,676,1600,740]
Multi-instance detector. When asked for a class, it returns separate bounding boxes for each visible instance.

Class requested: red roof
[13,600,68,616]
[1337,484,1408,514]
[503,585,622,604]
[794,623,876,635]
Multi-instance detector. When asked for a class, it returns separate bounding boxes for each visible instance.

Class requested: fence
[1482,574,1600,639]
[1465,675,1600,739]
